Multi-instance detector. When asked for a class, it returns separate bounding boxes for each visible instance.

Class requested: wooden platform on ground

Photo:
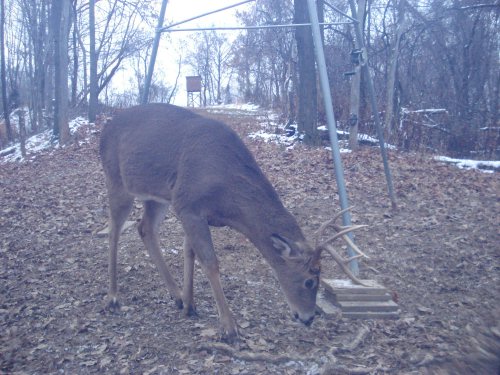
[317,279,400,319]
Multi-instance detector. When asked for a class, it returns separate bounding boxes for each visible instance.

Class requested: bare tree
[18,0,50,134]
[186,31,232,106]
[88,0,97,122]
[70,0,78,107]
[131,46,181,105]
[77,0,155,112]
[294,0,320,144]
[233,0,294,110]
[0,0,12,146]
[401,0,499,156]
[348,0,367,151]
[383,0,407,141]
[52,0,71,144]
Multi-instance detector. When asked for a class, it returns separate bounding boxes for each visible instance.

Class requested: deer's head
[270,208,369,326]
[271,234,321,326]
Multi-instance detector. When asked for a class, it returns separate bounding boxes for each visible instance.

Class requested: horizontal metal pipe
[160,0,256,32]
[161,22,353,33]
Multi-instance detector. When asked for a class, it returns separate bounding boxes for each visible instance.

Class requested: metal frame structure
[142,0,398,274]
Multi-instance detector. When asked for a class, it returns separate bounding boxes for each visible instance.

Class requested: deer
[99,103,366,342]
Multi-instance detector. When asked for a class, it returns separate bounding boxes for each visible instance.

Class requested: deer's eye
[304,278,316,290]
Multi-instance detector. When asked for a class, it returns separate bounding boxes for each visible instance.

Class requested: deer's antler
[314,208,370,286]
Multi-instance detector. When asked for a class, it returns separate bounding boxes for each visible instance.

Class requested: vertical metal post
[142,0,169,105]
[306,0,359,275]
[348,0,397,209]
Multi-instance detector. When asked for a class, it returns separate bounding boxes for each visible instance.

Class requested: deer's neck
[229,184,305,255]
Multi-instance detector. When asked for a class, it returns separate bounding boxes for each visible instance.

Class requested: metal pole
[141,0,169,105]
[306,0,359,275]
[348,0,397,209]
[162,22,352,33]
[159,0,256,32]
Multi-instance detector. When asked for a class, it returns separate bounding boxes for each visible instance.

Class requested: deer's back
[100,104,280,224]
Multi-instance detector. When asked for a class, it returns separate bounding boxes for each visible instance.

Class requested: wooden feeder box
[317,279,399,319]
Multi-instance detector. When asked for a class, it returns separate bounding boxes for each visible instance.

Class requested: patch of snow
[324,146,351,153]
[402,107,447,114]
[358,133,397,150]
[223,103,260,112]
[206,103,260,115]
[248,114,389,153]
[248,130,294,147]
[1,116,91,164]
[434,156,499,173]
[69,116,88,131]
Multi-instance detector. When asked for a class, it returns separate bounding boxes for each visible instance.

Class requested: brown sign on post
[186,76,202,93]
[186,76,202,107]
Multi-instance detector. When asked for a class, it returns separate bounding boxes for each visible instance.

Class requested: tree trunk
[294,0,319,145]
[0,0,12,144]
[53,0,71,144]
[45,3,54,116]
[348,0,367,151]
[71,0,78,107]
[88,0,98,122]
[384,0,406,141]
[18,109,26,157]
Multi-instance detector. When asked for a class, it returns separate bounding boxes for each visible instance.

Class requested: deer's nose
[294,312,314,326]
[301,315,314,326]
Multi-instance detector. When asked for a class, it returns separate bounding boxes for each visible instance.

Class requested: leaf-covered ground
[1,108,499,374]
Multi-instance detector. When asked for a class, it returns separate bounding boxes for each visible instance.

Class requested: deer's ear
[271,234,296,259]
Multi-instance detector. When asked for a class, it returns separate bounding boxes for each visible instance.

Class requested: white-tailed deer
[100,103,365,342]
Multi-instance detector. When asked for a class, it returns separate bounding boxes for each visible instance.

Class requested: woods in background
[0,0,498,158]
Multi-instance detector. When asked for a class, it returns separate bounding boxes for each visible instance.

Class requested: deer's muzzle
[294,312,315,326]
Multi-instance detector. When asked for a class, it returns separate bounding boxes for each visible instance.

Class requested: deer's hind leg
[182,237,197,316]
[106,189,134,309]
[138,200,183,308]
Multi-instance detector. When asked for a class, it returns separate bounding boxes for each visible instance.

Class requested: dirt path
[1,108,498,374]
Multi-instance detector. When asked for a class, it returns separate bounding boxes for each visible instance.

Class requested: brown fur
[99,103,320,341]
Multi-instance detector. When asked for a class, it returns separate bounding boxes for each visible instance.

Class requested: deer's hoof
[219,326,239,344]
[183,304,198,317]
[105,295,121,312]
[174,298,184,310]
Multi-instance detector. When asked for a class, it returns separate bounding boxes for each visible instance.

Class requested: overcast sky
[164,0,249,27]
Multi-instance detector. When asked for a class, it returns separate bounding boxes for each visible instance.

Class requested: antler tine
[314,207,370,286]
[345,254,365,262]
[331,206,355,223]
[331,224,370,259]
[323,244,369,286]
[315,218,336,248]
[315,206,355,248]
[318,224,367,251]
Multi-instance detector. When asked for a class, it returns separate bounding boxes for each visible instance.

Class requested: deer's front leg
[181,214,238,342]
[182,237,197,316]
